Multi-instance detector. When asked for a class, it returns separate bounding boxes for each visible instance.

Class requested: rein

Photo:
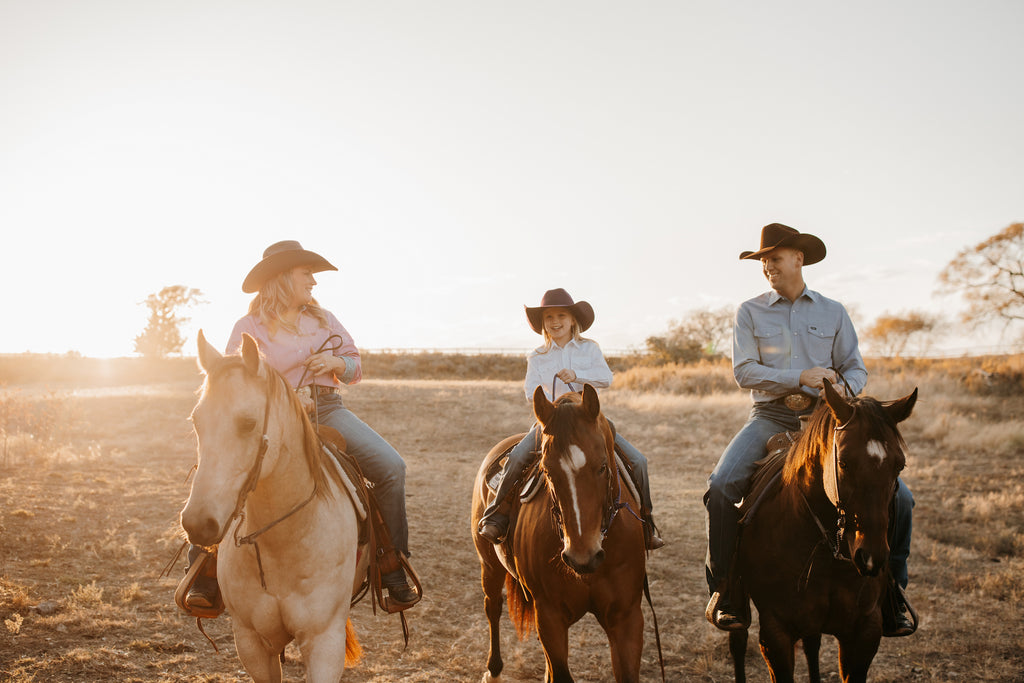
[796,406,858,587]
[227,372,318,590]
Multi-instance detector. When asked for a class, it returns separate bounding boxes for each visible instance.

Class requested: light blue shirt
[732,286,867,403]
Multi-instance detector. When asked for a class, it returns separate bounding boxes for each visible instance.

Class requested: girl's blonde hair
[536,311,587,353]
[248,268,329,336]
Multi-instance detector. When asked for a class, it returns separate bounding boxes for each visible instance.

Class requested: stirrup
[174,549,224,620]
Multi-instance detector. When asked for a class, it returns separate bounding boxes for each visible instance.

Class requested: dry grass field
[0,354,1022,681]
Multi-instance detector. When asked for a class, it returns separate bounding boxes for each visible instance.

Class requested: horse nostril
[593,549,606,568]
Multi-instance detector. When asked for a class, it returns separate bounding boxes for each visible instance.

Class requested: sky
[1,1,1021,358]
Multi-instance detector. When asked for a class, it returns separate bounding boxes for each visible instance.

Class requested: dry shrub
[614,359,737,396]
[0,387,80,466]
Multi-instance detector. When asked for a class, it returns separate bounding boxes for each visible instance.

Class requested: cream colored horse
[181,331,367,683]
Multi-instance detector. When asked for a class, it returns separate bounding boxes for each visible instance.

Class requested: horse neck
[782,416,837,512]
[247,399,318,524]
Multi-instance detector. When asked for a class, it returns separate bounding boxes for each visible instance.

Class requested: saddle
[172,427,421,622]
[483,438,646,555]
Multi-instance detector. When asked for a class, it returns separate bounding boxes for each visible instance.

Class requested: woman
[185,240,418,610]
[476,288,663,550]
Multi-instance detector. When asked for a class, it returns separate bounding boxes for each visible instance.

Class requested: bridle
[545,420,643,546]
[225,370,317,589]
[800,407,856,561]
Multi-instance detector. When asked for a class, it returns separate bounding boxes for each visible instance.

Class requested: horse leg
[756,615,796,683]
[729,629,748,683]
[802,634,821,683]
[480,563,506,682]
[836,630,880,683]
[535,609,574,683]
[595,604,643,683]
[232,624,283,683]
[295,624,349,683]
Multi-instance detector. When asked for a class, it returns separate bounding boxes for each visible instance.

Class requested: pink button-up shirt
[226,309,361,389]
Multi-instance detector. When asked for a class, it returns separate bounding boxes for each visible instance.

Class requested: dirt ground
[0,377,1022,681]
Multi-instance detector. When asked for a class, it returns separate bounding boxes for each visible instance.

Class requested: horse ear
[823,379,855,425]
[581,383,601,420]
[533,385,554,426]
[240,333,262,376]
[196,329,221,374]
[885,387,918,424]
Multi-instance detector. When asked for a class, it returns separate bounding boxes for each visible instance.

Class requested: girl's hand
[556,369,577,384]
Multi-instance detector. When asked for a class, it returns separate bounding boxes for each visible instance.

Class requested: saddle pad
[323,445,368,522]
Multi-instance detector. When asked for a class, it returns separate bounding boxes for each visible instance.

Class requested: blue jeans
[315,393,410,558]
[479,422,653,528]
[704,401,913,593]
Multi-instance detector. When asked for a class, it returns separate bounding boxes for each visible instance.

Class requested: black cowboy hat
[739,223,826,266]
[242,240,337,293]
[525,288,595,334]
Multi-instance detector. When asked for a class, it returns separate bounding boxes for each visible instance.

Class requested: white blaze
[559,445,586,537]
[866,439,887,463]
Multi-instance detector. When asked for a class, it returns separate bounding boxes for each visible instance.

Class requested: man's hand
[799,367,837,391]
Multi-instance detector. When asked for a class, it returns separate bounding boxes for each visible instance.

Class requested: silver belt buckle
[783,392,813,411]
[296,385,312,400]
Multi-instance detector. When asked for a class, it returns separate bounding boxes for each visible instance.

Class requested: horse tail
[345,618,362,666]
[504,574,535,641]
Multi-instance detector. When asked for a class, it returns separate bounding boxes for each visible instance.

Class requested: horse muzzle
[850,530,889,577]
[180,503,229,548]
[561,546,605,574]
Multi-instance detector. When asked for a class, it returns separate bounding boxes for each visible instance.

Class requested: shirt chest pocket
[754,325,784,359]
[806,322,836,364]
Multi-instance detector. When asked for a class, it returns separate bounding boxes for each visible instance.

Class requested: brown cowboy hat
[525,288,595,334]
[242,240,337,293]
[739,223,826,265]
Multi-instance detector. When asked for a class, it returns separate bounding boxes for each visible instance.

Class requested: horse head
[180,330,279,548]
[820,380,918,577]
[532,383,617,575]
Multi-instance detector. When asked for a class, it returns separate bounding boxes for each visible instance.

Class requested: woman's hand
[556,368,577,384]
[304,352,336,377]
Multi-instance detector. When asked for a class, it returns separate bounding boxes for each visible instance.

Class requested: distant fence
[362,347,646,357]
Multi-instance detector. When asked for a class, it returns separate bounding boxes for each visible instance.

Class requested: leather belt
[296,384,340,400]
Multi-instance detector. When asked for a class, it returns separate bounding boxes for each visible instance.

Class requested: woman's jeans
[315,393,410,558]
[479,422,653,529]
[704,400,913,594]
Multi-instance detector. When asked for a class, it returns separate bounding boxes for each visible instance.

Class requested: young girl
[184,240,419,611]
[476,288,663,549]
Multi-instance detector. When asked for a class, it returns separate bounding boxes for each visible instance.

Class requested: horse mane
[542,392,612,449]
[782,396,908,491]
[201,355,342,500]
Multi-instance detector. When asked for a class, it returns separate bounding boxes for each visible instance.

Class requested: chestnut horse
[727,381,918,683]
[471,384,648,683]
[180,331,368,683]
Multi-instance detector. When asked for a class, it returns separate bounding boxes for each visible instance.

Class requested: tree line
[136,223,1023,360]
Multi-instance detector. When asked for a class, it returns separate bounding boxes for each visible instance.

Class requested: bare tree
[863,310,940,357]
[134,285,205,358]
[937,223,1024,334]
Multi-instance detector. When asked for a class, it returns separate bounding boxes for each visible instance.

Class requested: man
[704,223,915,636]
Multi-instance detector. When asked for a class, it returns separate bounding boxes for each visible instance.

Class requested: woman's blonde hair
[248,268,329,336]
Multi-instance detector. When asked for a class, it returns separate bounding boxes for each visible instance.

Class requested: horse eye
[236,416,258,434]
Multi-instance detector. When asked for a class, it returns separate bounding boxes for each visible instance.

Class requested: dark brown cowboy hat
[739,223,826,265]
[242,240,337,293]
[525,288,595,334]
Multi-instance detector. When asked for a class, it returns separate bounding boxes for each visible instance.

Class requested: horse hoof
[482,672,501,683]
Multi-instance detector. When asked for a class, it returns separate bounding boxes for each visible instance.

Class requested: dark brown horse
[471,384,648,683]
[728,380,918,683]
